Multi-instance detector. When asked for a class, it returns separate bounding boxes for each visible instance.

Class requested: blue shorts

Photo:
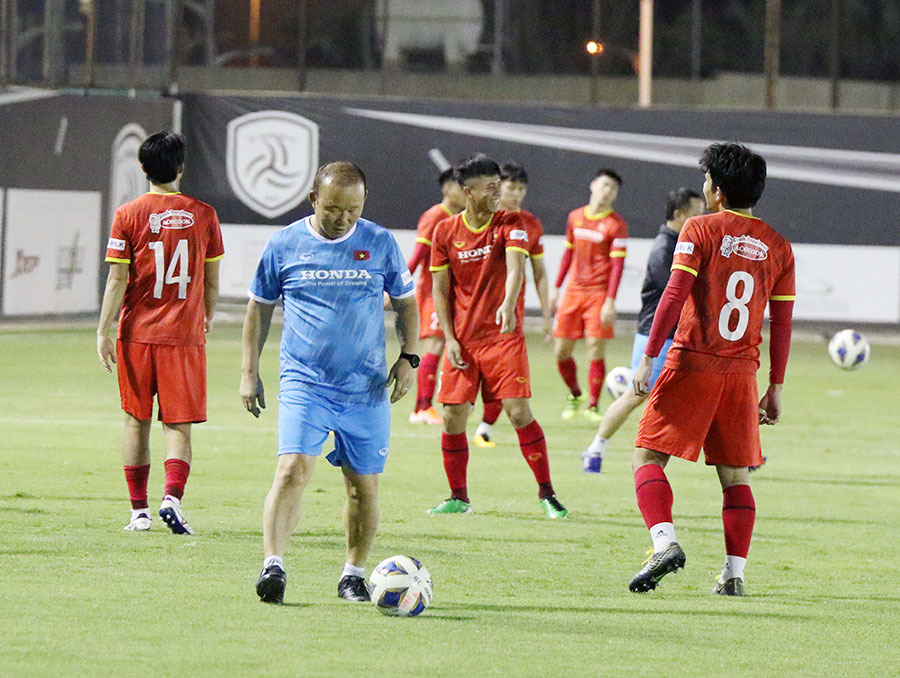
[631,333,674,389]
[277,387,390,475]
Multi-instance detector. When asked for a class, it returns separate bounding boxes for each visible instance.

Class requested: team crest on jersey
[227,110,319,219]
[149,209,194,234]
[453,241,467,249]
[720,235,768,261]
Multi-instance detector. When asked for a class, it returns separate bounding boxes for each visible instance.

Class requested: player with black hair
[628,143,794,596]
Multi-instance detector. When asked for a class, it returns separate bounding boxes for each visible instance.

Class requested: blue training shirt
[249,216,415,402]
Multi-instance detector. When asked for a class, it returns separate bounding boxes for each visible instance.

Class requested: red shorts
[116,340,207,423]
[635,368,763,467]
[553,288,614,340]
[416,290,442,339]
[438,335,531,405]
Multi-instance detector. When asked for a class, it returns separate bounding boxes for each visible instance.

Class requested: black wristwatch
[399,352,420,368]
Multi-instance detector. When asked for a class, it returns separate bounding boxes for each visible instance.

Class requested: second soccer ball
[605,366,634,399]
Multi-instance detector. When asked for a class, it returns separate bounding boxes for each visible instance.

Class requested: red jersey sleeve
[430,223,450,272]
[609,216,628,260]
[205,207,225,262]
[770,245,796,301]
[106,207,133,263]
[670,217,705,277]
[527,213,545,258]
[504,213,531,256]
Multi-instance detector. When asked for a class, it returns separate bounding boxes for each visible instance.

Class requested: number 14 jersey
[106,192,224,345]
[667,209,795,374]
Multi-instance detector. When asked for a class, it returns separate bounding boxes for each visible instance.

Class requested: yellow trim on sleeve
[429,264,450,272]
[415,237,432,246]
[565,241,575,249]
[204,254,225,262]
[671,264,698,276]
[610,251,626,258]
[531,252,545,259]
[506,246,530,256]
[770,294,796,301]
[105,257,130,264]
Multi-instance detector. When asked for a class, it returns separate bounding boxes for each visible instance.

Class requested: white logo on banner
[226,111,319,220]
[109,123,149,226]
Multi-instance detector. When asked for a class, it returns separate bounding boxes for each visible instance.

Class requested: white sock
[342,563,365,579]
[475,421,492,438]
[264,555,284,571]
[587,435,607,456]
[721,555,746,581]
[131,508,150,520]
[649,522,676,553]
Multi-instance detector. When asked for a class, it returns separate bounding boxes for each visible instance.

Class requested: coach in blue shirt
[240,161,419,605]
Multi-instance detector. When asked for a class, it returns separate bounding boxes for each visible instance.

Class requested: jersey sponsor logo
[149,209,194,234]
[298,252,314,263]
[720,234,769,261]
[378,447,389,457]
[573,227,604,243]
[226,110,319,219]
[107,237,126,251]
[300,269,373,280]
[456,244,492,260]
[509,229,529,242]
[674,241,695,255]
[515,376,528,383]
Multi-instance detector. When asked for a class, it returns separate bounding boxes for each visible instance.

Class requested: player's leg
[339,468,379,602]
[410,333,444,425]
[158,422,194,534]
[584,336,608,420]
[554,337,583,418]
[428,402,474,513]
[473,400,502,448]
[714,464,753,596]
[582,390,646,472]
[122,413,152,531]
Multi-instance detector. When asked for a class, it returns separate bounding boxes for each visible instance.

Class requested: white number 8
[718,271,754,341]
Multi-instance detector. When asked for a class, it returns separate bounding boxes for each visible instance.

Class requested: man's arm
[240,299,275,417]
[96,263,129,371]
[385,295,419,403]
[759,299,794,425]
[531,257,552,341]
[496,249,525,333]
[204,259,220,333]
[432,268,467,369]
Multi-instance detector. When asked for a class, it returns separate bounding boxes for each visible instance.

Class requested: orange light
[586,41,604,55]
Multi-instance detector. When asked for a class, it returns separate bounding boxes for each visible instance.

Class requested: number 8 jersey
[667,209,795,374]
[106,192,224,345]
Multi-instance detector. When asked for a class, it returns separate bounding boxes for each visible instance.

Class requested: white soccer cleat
[124,512,152,531]
[159,495,194,535]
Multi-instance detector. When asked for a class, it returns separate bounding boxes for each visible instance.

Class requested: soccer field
[0,325,898,677]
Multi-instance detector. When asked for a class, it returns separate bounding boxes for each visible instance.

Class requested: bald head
[312,161,367,194]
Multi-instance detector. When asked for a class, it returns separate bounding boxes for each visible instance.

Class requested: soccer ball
[828,329,870,370]
[605,366,634,399]
[368,555,433,617]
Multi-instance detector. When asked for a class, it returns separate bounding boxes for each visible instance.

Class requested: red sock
[634,464,673,528]
[557,358,581,397]
[163,458,190,500]
[588,359,606,408]
[124,464,150,510]
[441,432,469,503]
[416,353,440,411]
[722,484,756,558]
[482,401,503,425]
[515,420,554,498]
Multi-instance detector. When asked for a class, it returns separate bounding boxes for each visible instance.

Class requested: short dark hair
[438,167,457,187]
[500,161,528,184]
[595,168,622,186]
[699,143,766,208]
[665,187,703,221]
[313,161,367,193]
[139,132,185,184]
[455,154,501,185]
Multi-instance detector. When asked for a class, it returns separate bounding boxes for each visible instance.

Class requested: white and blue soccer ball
[368,555,433,617]
[828,329,870,370]
[605,366,634,399]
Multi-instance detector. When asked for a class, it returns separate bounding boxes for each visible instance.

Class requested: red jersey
[106,192,224,345]
[430,210,530,348]
[512,208,544,312]
[667,210,795,373]
[414,203,455,303]
[563,207,627,292]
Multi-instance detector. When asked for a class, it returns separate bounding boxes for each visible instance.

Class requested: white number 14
[148,239,191,299]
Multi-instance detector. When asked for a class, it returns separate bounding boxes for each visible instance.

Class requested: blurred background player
[552,169,628,421]
[407,168,466,425]
[628,144,794,596]
[581,187,705,472]
[473,161,552,448]
[241,162,418,605]
[96,131,224,534]
[427,154,567,518]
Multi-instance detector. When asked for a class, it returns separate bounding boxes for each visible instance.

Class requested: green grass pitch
[0,324,898,677]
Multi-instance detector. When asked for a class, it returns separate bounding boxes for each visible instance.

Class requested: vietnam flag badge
[354,250,370,260]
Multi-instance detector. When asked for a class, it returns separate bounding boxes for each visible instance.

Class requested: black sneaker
[628,542,686,592]
[337,575,370,602]
[256,564,286,604]
[713,577,745,596]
